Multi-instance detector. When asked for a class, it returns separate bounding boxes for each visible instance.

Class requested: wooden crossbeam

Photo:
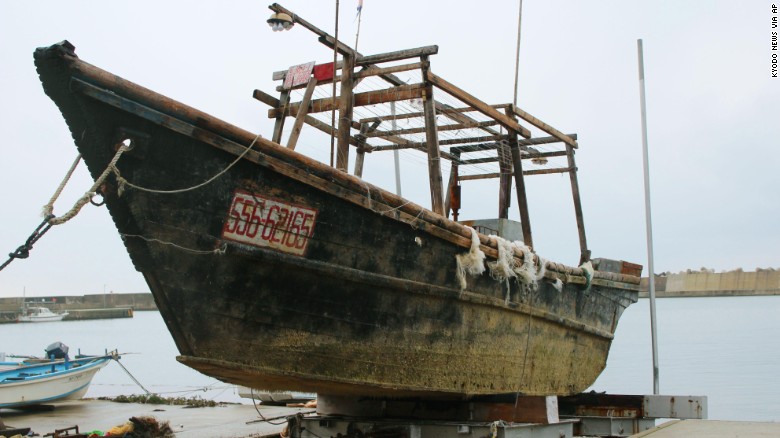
[358,105,484,125]
[267,83,426,118]
[457,167,573,181]
[365,120,498,139]
[356,45,439,66]
[450,134,578,154]
[510,105,578,148]
[286,78,318,150]
[425,71,532,138]
[253,89,360,147]
[354,62,423,79]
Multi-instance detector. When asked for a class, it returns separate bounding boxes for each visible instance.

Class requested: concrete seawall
[63,307,135,320]
[0,293,155,323]
[639,270,780,298]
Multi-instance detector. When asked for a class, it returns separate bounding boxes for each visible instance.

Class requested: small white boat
[0,353,113,408]
[17,306,68,322]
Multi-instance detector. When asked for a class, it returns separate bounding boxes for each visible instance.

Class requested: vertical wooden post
[566,143,590,264]
[505,108,533,248]
[498,138,513,219]
[421,56,444,216]
[336,54,355,172]
[444,150,461,219]
[286,78,318,151]
[272,90,291,144]
[353,120,380,177]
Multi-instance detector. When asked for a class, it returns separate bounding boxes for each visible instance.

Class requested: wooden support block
[316,394,559,424]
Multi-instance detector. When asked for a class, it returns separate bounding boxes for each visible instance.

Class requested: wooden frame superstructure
[257,3,590,264]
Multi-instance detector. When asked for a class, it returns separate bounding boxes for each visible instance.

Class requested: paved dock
[0,399,309,437]
[634,419,780,437]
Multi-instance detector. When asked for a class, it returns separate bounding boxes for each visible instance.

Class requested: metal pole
[329,0,340,167]
[391,101,402,196]
[513,0,524,106]
[637,38,660,395]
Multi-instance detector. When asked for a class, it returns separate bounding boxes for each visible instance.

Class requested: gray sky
[1,1,778,297]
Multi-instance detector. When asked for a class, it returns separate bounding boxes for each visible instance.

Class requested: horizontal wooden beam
[448,133,578,154]
[524,167,573,176]
[457,167,574,181]
[510,105,578,148]
[267,83,426,118]
[356,45,438,66]
[459,173,502,181]
[358,105,485,125]
[523,150,568,159]
[354,62,423,79]
[460,157,499,165]
[517,133,578,147]
[440,135,508,146]
[365,120,498,139]
[425,71,532,138]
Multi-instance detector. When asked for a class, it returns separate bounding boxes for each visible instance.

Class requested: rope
[42,154,82,218]
[3,132,259,270]
[113,356,152,395]
[120,234,227,256]
[112,133,262,195]
[0,216,54,272]
[47,142,132,226]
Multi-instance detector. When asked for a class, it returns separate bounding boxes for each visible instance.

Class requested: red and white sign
[222,190,317,256]
[282,61,315,90]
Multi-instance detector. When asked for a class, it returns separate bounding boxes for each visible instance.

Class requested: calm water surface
[1,311,243,403]
[2,296,778,420]
[590,295,780,421]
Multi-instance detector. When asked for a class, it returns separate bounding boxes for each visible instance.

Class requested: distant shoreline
[639,270,780,298]
[0,292,156,323]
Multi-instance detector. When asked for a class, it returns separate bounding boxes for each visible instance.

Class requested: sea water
[2,296,779,420]
[589,295,780,421]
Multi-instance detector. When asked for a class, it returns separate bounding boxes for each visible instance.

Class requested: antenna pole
[513,0,524,106]
[638,38,660,395]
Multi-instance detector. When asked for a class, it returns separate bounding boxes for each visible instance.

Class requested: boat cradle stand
[285,393,707,438]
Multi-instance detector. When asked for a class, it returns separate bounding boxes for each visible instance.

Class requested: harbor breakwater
[639,269,780,298]
[0,292,156,323]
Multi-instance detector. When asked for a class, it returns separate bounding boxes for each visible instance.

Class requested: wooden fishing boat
[33,5,640,399]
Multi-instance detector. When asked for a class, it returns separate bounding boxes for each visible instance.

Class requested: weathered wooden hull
[35,42,639,398]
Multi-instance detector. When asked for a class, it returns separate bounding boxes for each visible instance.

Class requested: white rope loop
[46,142,132,226]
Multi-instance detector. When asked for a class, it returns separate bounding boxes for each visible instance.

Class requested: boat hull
[0,358,110,408]
[18,314,67,322]
[35,42,639,398]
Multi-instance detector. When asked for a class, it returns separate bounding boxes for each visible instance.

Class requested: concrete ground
[0,399,312,437]
[633,419,780,437]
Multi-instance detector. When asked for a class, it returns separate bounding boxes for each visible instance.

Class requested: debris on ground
[98,394,222,408]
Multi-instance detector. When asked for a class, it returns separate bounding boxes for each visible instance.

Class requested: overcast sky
[1,1,777,297]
